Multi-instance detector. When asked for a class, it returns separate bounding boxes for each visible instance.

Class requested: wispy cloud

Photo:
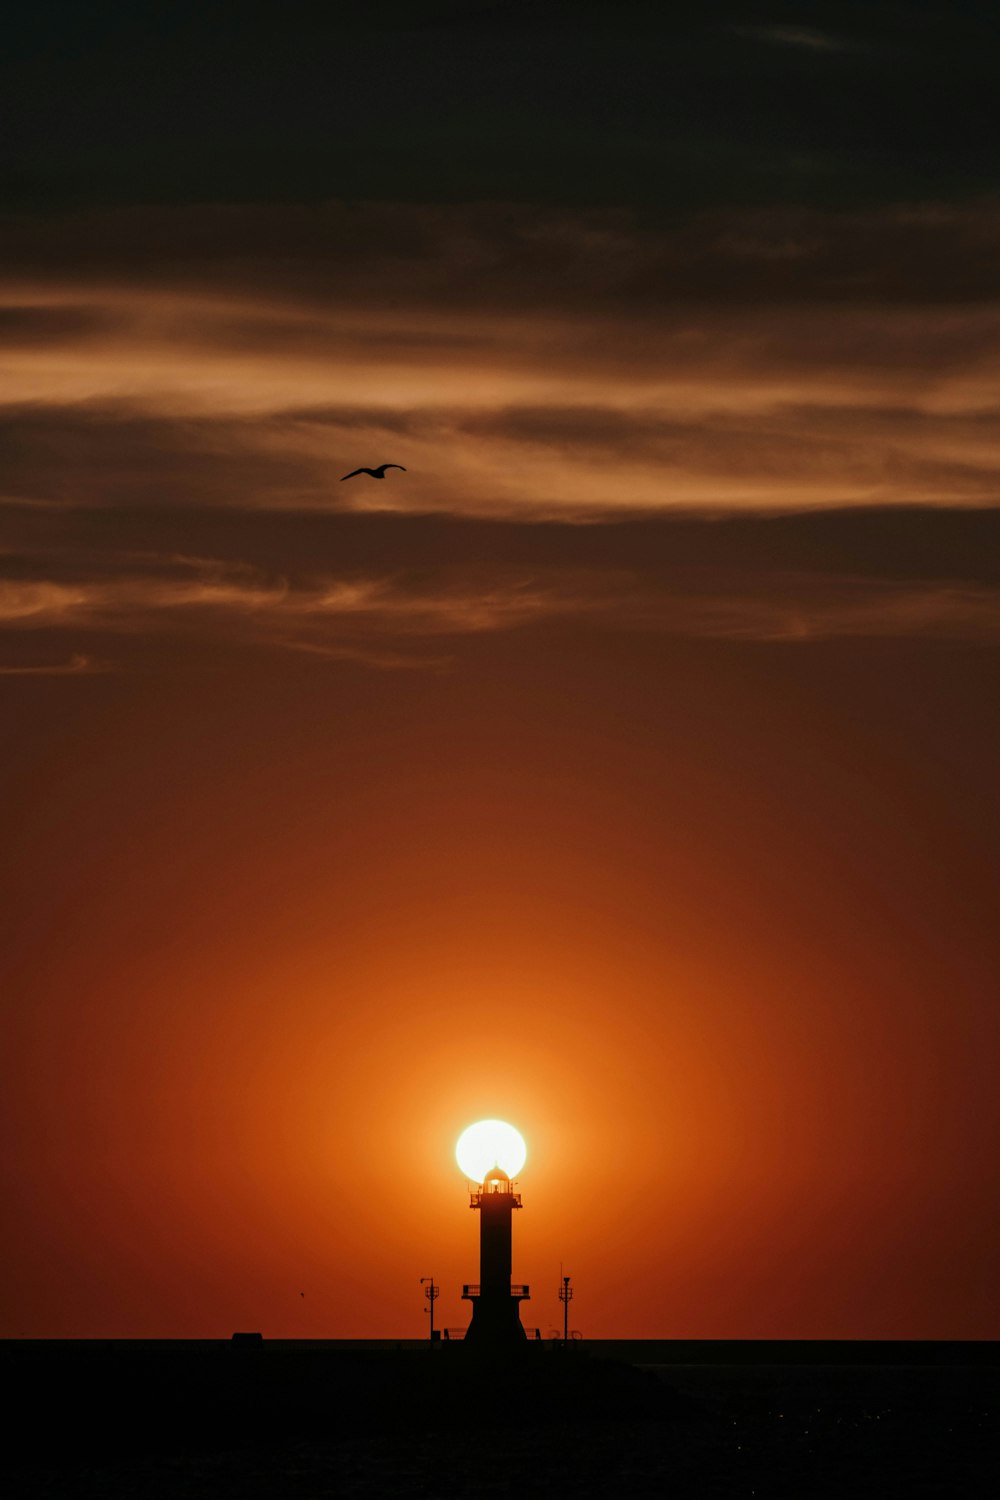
[733,25,857,55]
[0,580,94,622]
[5,376,1000,521]
[5,195,1000,519]
[0,568,285,626]
[0,651,108,675]
[657,578,1000,643]
[2,198,999,673]
[2,543,998,677]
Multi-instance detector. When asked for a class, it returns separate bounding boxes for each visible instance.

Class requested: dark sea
[3,1341,995,1498]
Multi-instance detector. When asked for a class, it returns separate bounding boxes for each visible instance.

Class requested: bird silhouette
[340,464,407,481]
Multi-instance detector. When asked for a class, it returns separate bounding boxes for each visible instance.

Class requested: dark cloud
[4,503,998,586]
[0,304,125,346]
[2,8,999,657]
[0,402,334,511]
[4,3,999,211]
[7,198,1000,308]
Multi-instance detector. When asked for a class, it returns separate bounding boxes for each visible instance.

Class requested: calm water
[6,1360,996,1498]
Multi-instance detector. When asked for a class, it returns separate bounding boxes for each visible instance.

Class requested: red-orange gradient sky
[1,2,999,1339]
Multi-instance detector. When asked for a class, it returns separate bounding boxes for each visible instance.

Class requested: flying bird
[340,464,407,481]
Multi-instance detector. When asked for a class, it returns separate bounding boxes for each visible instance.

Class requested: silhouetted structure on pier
[462,1167,529,1347]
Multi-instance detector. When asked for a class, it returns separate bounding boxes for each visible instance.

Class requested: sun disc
[455,1119,526,1182]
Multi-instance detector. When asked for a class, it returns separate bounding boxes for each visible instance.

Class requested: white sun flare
[455,1119,527,1183]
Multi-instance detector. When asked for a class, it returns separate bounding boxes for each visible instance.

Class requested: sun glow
[455,1119,527,1183]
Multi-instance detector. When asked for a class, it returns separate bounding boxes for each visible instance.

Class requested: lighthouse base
[463,1294,528,1349]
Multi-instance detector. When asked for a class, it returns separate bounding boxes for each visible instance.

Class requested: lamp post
[420,1276,439,1340]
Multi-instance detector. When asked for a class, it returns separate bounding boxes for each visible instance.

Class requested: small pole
[558,1273,573,1343]
[420,1277,439,1340]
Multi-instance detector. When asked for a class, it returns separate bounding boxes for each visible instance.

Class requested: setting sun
[455,1120,527,1183]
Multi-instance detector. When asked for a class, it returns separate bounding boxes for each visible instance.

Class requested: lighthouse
[462,1167,530,1346]
[456,1120,530,1349]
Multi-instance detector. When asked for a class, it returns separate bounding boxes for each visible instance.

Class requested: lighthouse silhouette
[462,1166,530,1346]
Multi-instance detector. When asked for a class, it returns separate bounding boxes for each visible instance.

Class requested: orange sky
[2,613,997,1338]
[2,7,1000,1342]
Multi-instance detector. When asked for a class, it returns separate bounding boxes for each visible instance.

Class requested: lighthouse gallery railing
[461,1283,530,1299]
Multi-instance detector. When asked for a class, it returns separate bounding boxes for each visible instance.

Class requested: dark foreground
[2,1340,996,1498]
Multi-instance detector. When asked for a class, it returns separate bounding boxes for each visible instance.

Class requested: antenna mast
[558,1273,574,1343]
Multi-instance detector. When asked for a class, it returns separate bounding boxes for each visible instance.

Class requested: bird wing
[385,464,406,472]
[340,468,368,480]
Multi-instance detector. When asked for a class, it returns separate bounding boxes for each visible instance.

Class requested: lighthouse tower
[462,1167,530,1347]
